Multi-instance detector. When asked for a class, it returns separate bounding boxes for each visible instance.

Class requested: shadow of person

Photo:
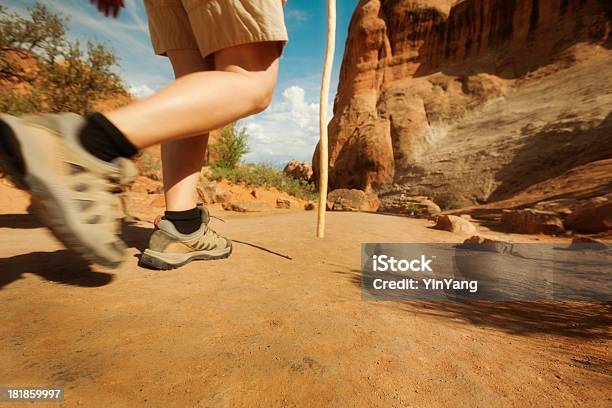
[0,213,43,229]
[120,219,153,252]
[0,200,52,230]
[0,212,153,252]
[0,250,114,290]
[0,214,151,288]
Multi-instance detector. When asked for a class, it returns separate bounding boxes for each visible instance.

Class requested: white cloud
[269,86,320,132]
[286,9,309,22]
[55,4,152,55]
[124,0,149,34]
[240,85,332,166]
[128,83,155,99]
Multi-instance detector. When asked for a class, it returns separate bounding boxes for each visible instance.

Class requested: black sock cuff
[87,113,138,158]
[165,207,201,221]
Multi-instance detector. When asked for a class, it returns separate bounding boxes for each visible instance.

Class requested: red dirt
[0,182,610,407]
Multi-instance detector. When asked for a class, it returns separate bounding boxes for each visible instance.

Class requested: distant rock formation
[283,160,313,182]
[313,0,612,210]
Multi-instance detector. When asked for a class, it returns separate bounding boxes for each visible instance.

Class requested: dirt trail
[0,186,610,407]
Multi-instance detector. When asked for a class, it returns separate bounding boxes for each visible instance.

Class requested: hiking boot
[0,113,138,268]
[139,206,232,270]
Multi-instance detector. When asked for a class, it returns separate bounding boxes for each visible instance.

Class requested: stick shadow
[333,267,612,340]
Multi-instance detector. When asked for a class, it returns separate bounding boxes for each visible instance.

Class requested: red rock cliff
[313,0,612,206]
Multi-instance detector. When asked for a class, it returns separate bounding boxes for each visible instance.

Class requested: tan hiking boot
[139,206,232,270]
[0,113,137,268]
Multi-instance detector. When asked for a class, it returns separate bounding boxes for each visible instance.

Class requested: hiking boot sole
[0,114,125,269]
[139,242,233,270]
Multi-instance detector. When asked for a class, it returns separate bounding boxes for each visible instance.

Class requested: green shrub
[207,163,317,201]
[209,123,249,169]
[0,3,127,115]
[0,89,42,115]
[403,203,421,215]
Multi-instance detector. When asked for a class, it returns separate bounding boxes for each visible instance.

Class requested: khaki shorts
[143,0,288,59]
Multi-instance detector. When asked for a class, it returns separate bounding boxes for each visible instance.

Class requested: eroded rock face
[276,197,299,209]
[283,160,313,182]
[500,209,566,235]
[380,195,441,217]
[564,195,612,233]
[434,214,478,234]
[326,189,380,211]
[131,176,163,195]
[198,182,232,205]
[462,235,514,254]
[569,236,609,250]
[313,0,612,206]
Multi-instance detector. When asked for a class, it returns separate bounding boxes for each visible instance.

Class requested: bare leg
[162,50,213,211]
[104,42,281,149]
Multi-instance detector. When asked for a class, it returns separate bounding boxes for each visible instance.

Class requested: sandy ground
[0,186,610,407]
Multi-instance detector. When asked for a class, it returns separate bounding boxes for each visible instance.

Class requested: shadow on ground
[0,213,43,229]
[0,214,155,290]
[0,250,113,289]
[405,300,612,340]
[333,267,612,340]
[121,219,153,252]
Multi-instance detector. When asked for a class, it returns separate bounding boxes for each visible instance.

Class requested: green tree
[210,123,250,169]
[0,3,126,115]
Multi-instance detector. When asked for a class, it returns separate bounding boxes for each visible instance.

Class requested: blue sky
[3,0,358,166]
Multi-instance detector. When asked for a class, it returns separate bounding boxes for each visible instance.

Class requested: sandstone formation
[564,194,612,233]
[500,209,566,235]
[326,189,381,212]
[283,160,313,182]
[569,236,609,250]
[198,182,232,205]
[130,176,163,195]
[120,191,166,222]
[380,194,441,217]
[313,0,612,213]
[433,214,478,234]
[462,235,514,254]
[203,130,222,165]
[445,158,612,227]
[276,197,299,209]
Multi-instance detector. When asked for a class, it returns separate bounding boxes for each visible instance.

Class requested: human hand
[90,0,124,18]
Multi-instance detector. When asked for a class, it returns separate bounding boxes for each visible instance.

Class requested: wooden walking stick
[317,0,336,238]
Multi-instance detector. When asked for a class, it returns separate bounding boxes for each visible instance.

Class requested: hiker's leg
[104,41,280,149]
[162,49,212,211]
